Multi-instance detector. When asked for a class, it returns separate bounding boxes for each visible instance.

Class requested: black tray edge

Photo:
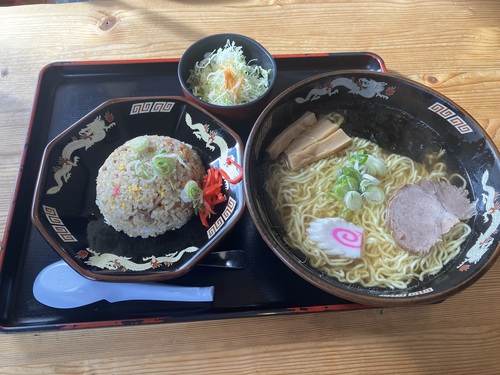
[0,52,386,333]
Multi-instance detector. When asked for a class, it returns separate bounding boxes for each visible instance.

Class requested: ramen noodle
[265,137,471,289]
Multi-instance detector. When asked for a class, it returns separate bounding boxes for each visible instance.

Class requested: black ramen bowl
[244,70,500,306]
[32,96,245,282]
[178,33,277,121]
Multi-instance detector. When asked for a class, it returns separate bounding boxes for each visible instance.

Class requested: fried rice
[95,135,205,238]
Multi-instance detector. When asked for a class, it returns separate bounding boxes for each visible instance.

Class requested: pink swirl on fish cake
[332,228,364,249]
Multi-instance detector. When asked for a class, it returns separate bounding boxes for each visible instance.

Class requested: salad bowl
[178,33,277,121]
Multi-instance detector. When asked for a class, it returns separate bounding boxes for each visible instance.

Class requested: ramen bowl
[244,70,500,307]
[178,33,277,121]
[32,96,245,282]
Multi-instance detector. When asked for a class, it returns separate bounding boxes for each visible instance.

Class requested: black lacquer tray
[0,52,386,332]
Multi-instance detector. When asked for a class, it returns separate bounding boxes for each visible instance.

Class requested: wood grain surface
[1,0,499,374]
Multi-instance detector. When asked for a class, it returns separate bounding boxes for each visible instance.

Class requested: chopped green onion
[359,175,380,193]
[188,183,202,202]
[344,191,363,211]
[341,208,353,220]
[129,136,149,153]
[128,160,156,182]
[359,179,372,193]
[361,173,380,185]
[329,182,351,200]
[181,180,203,212]
[349,149,368,166]
[362,186,385,205]
[365,155,387,177]
[153,155,176,176]
[135,161,154,180]
[342,166,362,190]
[328,149,387,216]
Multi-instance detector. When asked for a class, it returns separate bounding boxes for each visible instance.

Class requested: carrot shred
[224,68,236,90]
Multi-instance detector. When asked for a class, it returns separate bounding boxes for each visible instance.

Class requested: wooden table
[1,1,499,373]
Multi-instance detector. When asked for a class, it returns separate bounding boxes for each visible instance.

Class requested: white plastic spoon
[33,260,214,309]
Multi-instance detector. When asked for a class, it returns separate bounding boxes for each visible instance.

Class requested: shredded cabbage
[186,39,271,106]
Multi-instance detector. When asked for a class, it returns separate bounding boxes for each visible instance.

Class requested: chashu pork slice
[387,179,476,256]
[417,179,477,220]
[266,111,317,159]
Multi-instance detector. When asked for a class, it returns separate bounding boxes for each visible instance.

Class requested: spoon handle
[106,282,214,303]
